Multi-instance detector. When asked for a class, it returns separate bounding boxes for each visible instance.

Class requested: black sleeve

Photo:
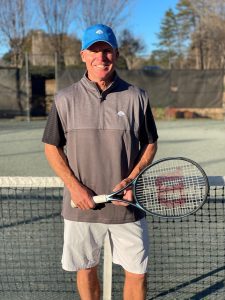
[42,102,66,147]
[139,102,158,147]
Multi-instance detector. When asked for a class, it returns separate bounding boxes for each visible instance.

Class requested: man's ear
[80,51,86,62]
[115,49,119,59]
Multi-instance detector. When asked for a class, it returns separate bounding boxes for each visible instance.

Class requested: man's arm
[128,142,157,180]
[44,143,95,209]
[112,142,157,205]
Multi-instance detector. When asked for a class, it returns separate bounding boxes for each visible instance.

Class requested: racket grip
[71,200,76,208]
[71,195,107,208]
[93,195,107,203]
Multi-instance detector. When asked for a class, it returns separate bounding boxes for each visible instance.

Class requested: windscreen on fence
[58,68,224,108]
[0,68,223,118]
[0,68,27,117]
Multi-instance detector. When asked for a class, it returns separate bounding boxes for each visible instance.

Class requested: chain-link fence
[0,53,224,119]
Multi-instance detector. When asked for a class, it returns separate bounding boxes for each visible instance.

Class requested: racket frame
[98,157,209,219]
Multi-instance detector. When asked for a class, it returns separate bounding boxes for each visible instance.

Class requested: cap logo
[96,29,104,34]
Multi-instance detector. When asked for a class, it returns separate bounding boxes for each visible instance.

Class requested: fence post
[55,52,58,93]
[103,233,112,300]
[25,52,30,122]
[223,73,225,120]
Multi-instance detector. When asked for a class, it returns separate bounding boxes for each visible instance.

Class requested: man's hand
[70,184,96,210]
[44,144,96,210]
[112,178,133,206]
[112,143,157,207]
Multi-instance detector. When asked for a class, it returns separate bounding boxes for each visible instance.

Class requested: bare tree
[0,0,33,113]
[190,0,225,20]
[0,0,33,66]
[190,0,225,69]
[79,0,131,30]
[37,0,78,67]
[118,29,145,70]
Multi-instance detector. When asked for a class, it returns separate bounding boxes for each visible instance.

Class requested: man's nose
[95,51,105,59]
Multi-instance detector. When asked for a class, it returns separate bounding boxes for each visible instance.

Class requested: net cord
[0,176,224,187]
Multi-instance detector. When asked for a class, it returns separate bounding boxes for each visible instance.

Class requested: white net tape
[0,176,224,188]
[0,177,64,188]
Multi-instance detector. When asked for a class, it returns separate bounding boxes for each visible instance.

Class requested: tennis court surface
[0,176,225,300]
[1,119,225,299]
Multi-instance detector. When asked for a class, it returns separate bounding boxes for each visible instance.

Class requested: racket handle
[71,195,107,208]
[71,200,76,208]
[93,195,107,203]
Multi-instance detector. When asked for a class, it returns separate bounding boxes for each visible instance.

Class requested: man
[42,24,158,300]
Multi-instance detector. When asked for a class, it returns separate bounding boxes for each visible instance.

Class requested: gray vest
[55,74,148,223]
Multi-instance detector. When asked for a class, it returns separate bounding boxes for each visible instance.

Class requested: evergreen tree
[156,8,180,68]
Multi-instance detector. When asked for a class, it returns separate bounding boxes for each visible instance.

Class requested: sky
[129,0,179,56]
[0,0,179,57]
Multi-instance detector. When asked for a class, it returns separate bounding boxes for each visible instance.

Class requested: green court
[0,119,224,176]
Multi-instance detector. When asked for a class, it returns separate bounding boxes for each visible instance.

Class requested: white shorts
[61,218,149,274]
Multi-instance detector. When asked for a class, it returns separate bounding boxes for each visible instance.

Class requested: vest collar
[81,71,120,100]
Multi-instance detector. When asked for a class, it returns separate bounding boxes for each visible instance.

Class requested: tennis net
[0,176,225,300]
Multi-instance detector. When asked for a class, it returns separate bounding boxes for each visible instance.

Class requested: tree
[0,0,33,66]
[176,0,225,69]
[189,0,225,69]
[148,49,178,69]
[157,9,178,49]
[0,0,34,113]
[37,0,78,67]
[79,0,131,30]
[177,0,208,69]
[156,8,181,68]
[118,29,145,70]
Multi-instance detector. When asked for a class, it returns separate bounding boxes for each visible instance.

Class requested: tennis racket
[71,157,209,219]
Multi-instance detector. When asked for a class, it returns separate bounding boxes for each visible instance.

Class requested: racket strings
[135,161,207,217]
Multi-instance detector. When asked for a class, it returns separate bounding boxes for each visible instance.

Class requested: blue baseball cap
[81,24,118,50]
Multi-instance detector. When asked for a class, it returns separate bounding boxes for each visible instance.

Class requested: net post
[103,232,112,300]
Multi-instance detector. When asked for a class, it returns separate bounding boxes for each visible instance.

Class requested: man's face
[80,41,119,83]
